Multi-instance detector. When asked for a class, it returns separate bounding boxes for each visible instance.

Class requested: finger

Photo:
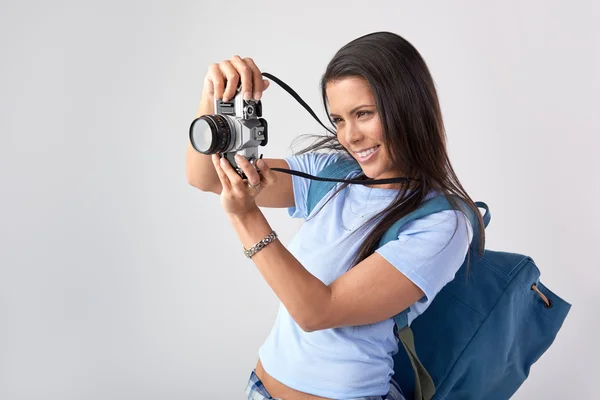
[231,55,254,101]
[256,159,277,185]
[203,74,215,98]
[218,155,245,192]
[263,79,270,91]
[241,57,263,101]
[211,154,232,191]
[219,60,239,102]
[207,64,225,100]
[234,154,261,185]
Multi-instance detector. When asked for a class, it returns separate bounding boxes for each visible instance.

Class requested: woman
[186,31,484,400]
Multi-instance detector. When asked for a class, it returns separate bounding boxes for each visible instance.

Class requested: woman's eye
[331,111,371,125]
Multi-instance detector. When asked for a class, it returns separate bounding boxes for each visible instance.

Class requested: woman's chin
[360,167,382,180]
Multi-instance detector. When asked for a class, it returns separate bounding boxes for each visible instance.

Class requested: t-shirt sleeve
[284,152,346,219]
[375,209,474,308]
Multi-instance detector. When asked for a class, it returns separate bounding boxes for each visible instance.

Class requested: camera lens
[189,115,231,154]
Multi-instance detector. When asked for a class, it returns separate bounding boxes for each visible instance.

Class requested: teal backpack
[306,158,572,400]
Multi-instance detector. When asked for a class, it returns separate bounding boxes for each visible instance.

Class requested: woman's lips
[354,145,380,162]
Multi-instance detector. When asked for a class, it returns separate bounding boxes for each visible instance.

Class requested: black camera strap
[260,72,416,186]
[261,72,335,136]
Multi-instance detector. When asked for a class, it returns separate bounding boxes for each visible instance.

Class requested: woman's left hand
[211,153,275,216]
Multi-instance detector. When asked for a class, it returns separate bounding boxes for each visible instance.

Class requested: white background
[1,0,598,398]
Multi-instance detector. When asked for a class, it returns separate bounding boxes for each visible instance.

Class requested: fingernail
[243,91,251,100]
[234,154,243,160]
[257,159,264,168]
[220,158,227,165]
[254,92,262,101]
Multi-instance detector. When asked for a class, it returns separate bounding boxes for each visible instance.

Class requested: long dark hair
[292,31,485,270]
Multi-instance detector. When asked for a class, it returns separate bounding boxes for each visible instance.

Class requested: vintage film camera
[189,88,268,179]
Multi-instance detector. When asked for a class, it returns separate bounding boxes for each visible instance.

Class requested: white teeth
[357,146,378,157]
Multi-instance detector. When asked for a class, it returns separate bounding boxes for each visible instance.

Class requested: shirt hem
[259,355,390,399]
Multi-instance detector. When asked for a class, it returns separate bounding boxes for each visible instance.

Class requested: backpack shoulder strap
[306,157,360,216]
[380,195,453,247]
[379,195,489,252]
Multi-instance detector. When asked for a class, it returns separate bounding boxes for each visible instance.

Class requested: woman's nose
[343,122,363,145]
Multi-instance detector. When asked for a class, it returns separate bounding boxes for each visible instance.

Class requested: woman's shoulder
[286,150,350,165]
[284,151,354,178]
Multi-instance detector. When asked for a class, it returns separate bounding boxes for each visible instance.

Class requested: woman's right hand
[202,56,271,103]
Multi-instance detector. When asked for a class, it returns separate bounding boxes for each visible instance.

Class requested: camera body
[214,95,268,170]
[189,89,268,179]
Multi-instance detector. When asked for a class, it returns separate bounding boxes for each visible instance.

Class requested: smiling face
[326,76,405,189]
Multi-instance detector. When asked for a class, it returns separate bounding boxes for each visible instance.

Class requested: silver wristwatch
[243,231,278,259]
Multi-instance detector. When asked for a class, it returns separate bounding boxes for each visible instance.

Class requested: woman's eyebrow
[329,104,375,117]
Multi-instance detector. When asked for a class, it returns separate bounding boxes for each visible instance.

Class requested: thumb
[257,159,277,185]
[262,79,270,90]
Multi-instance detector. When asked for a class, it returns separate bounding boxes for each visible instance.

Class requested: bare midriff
[254,359,334,400]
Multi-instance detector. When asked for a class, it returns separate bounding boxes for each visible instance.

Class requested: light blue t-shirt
[258,152,473,399]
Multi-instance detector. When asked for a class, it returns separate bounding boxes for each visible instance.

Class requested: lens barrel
[189,115,231,154]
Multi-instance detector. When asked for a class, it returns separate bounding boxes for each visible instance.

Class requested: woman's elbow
[298,319,318,333]
[297,312,331,333]
[186,172,217,192]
